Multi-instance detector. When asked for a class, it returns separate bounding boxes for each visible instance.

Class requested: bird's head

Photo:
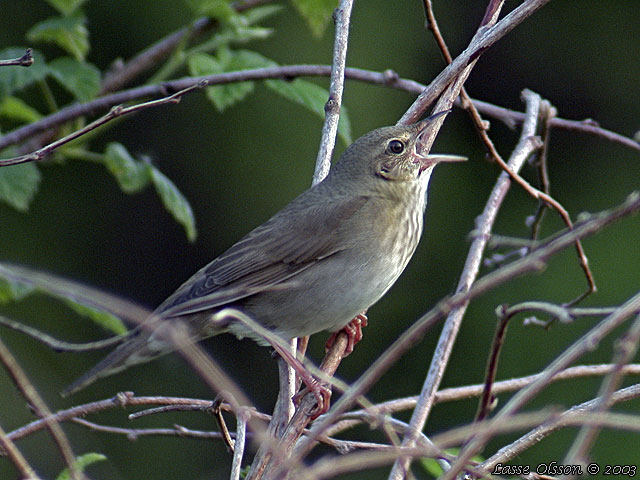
[330,113,466,188]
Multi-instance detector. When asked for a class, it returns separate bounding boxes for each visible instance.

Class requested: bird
[63,113,465,409]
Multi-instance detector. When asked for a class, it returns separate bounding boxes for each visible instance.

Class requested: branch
[391,80,541,478]
[0,82,206,167]
[0,48,34,67]
[480,383,640,472]
[2,66,637,154]
[444,290,640,479]
[0,336,85,480]
[312,0,354,185]
[291,191,640,467]
[563,312,640,466]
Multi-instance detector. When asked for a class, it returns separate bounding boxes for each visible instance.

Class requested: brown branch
[0,423,40,480]
[1,66,637,155]
[0,48,34,67]
[0,314,126,352]
[0,336,85,480]
[312,0,354,185]
[563,312,640,466]
[0,82,206,167]
[445,289,640,479]
[480,383,640,472]
[291,191,640,472]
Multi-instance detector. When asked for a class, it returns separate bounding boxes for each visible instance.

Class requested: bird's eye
[388,139,405,154]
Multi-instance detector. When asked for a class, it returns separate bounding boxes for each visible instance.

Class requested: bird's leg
[325,310,368,356]
[270,340,330,419]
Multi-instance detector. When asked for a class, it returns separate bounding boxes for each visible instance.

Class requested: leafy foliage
[27,14,90,61]
[0,161,41,212]
[55,453,107,480]
[290,0,339,37]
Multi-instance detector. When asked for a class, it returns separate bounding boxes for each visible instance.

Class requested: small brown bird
[63,114,464,399]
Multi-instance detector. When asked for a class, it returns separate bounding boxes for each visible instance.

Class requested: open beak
[413,111,467,172]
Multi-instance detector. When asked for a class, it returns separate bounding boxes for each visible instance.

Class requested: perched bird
[63,114,465,402]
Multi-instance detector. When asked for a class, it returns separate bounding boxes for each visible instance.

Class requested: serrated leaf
[265,78,352,144]
[48,57,100,101]
[0,277,35,304]
[45,0,87,16]
[103,142,151,193]
[56,453,107,480]
[150,167,197,242]
[0,161,41,211]
[290,0,338,37]
[188,50,273,111]
[0,96,43,123]
[63,299,127,335]
[0,48,49,98]
[186,0,235,20]
[27,15,89,61]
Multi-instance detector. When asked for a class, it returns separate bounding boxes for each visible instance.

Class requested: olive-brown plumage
[63,116,464,395]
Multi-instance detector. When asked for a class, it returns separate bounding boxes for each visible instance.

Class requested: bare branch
[481,383,640,471]
[0,48,34,67]
[312,0,354,185]
[0,314,126,352]
[563,313,640,467]
[1,66,637,155]
[292,191,640,470]
[0,336,85,480]
[391,84,541,479]
[446,290,640,479]
[0,422,40,480]
[0,82,206,167]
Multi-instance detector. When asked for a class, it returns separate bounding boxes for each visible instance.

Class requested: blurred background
[1,1,639,478]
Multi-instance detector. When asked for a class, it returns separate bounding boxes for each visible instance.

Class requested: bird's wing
[157,192,369,318]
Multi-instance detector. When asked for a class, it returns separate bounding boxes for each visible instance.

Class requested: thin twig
[0,315,126,351]
[312,0,354,185]
[480,383,640,472]
[391,85,540,479]
[0,337,85,480]
[1,66,637,154]
[71,417,228,441]
[563,313,640,469]
[0,422,40,480]
[0,82,206,167]
[0,48,34,67]
[292,192,640,471]
[444,290,640,480]
[230,408,251,480]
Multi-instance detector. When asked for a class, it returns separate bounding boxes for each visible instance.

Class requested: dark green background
[1,1,639,478]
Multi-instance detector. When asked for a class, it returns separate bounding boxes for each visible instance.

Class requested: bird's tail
[61,329,171,397]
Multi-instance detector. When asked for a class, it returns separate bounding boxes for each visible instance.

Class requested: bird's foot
[270,340,331,419]
[325,310,368,356]
[292,379,331,420]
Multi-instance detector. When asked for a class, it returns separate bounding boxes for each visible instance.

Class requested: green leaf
[63,299,127,335]
[103,142,151,193]
[265,79,352,144]
[56,453,107,480]
[48,57,100,101]
[186,0,235,20]
[27,15,89,61]
[241,4,284,25]
[0,96,43,123]
[290,0,338,37]
[421,449,485,477]
[150,167,197,242]
[0,48,49,98]
[0,277,35,304]
[0,161,41,211]
[188,50,273,111]
[45,0,88,16]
